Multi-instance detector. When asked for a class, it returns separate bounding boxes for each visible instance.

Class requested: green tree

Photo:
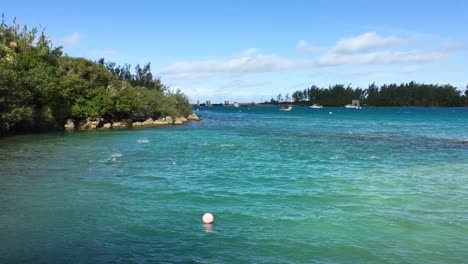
[0,17,192,136]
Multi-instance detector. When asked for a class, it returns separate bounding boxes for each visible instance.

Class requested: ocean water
[1,106,468,263]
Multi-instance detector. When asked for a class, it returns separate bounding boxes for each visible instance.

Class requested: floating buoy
[202,213,214,224]
[329,111,333,115]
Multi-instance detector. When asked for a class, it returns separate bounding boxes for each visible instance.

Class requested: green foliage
[364,82,463,107]
[166,89,192,117]
[103,59,167,91]
[285,82,464,107]
[0,17,192,135]
[464,86,468,106]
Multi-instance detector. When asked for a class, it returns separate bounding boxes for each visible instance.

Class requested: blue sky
[3,0,468,103]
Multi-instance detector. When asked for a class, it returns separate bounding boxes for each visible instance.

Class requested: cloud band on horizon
[158,32,456,80]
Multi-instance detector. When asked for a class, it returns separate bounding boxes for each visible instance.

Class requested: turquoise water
[1,106,468,263]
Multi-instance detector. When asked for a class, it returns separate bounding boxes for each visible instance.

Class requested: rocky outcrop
[112,121,127,129]
[142,118,154,126]
[64,119,75,130]
[134,118,158,128]
[102,123,112,129]
[187,113,200,121]
[154,119,169,125]
[65,113,200,131]
[78,118,101,130]
[132,121,143,127]
[173,118,184,125]
[174,117,188,125]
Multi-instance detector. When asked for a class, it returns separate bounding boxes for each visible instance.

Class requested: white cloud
[296,40,322,53]
[333,32,406,53]
[173,85,212,101]
[59,32,82,46]
[221,79,272,89]
[163,72,214,80]
[436,42,468,51]
[158,32,461,84]
[341,65,428,78]
[160,48,446,78]
[343,69,393,78]
[159,49,299,77]
[399,65,427,74]
[316,50,446,66]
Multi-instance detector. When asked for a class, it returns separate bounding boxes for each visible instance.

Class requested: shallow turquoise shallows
[1,106,468,263]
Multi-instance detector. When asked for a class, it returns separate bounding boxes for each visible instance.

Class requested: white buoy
[202,213,214,224]
[329,111,333,115]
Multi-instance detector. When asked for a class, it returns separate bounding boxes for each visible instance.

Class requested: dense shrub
[0,18,192,135]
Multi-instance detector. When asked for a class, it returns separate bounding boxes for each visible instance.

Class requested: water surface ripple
[1,107,468,263]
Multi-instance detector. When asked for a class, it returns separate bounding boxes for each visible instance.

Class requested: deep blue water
[1,106,468,263]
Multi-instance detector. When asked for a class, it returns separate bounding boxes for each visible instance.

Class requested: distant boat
[309,104,323,109]
[345,104,361,109]
[233,102,240,107]
[345,99,361,109]
[280,105,292,111]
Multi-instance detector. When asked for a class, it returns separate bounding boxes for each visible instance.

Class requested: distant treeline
[0,17,192,135]
[269,82,468,107]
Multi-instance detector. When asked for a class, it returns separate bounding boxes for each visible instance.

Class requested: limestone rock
[102,123,112,129]
[112,121,126,128]
[154,119,168,125]
[187,113,200,121]
[142,118,154,126]
[174,117,188,125]
[64,119,75,130]
[165,116,173,124]
[173,118,184,125]
[78,118,99,130]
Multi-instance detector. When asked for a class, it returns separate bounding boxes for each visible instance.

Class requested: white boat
[233,102,240,107]
[280,105,292,111]
[345,104,361,109]
[309,104,323,109]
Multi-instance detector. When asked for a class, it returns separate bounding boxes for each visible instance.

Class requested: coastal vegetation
[0,17,192,136]
[269,83,468,107]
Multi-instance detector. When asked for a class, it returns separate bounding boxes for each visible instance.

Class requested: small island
[267,83,468,107]
[0,19,198,137]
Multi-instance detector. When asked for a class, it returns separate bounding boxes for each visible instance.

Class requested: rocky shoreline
[64,113,201,131]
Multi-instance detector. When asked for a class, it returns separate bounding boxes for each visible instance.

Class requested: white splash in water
[138,137,150,144]
[107,151,123,162]
[329,155,339,160]
[220,144,235,147]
